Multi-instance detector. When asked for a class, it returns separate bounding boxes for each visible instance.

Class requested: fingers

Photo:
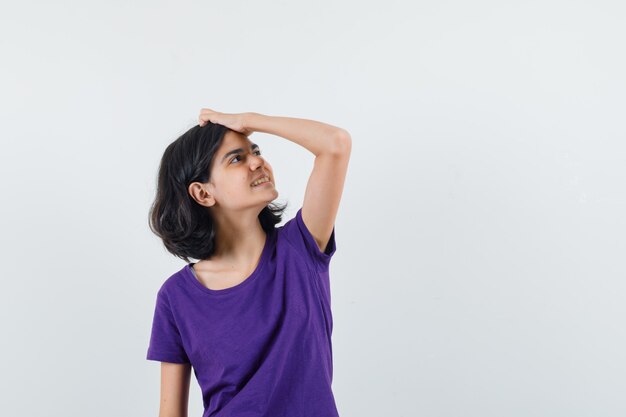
[198,108,214,126]
[198,108,219,127]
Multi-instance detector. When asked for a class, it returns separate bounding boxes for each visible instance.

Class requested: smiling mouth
[251,176,271,187]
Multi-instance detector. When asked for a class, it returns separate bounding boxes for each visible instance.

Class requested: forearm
[244,112,350,157]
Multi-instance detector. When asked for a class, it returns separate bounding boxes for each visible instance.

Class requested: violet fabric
[147,207,339,417]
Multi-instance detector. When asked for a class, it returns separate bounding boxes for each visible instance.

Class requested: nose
[249,153,265,170]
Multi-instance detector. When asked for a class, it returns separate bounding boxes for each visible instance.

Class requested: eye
[230,150,262,164]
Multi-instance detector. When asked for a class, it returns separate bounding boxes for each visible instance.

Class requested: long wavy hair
[148,122,288,263]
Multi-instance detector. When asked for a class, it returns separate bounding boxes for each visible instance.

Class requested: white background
[1,1,625,416]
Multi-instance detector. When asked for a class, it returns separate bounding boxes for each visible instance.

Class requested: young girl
[146,109,351,417]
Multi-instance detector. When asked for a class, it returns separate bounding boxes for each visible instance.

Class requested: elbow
[331,129,352,156]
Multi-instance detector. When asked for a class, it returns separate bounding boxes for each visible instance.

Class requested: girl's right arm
[158,362,191,417]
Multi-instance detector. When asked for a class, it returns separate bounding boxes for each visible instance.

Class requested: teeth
[251,176,269,186]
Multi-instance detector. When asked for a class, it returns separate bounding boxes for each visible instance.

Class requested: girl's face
[205,130,278,210]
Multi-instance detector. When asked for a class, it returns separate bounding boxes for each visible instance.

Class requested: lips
[251,173,270,186]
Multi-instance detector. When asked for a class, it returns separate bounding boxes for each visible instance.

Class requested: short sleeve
[146,287,190,364]
[282,207,337,272]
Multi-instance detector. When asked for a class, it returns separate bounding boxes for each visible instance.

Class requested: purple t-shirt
[147,207,339,417]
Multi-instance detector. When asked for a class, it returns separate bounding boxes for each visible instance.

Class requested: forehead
[220,130,251,150]
[214,131,261,168]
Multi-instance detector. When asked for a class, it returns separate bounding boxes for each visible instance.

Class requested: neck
[210,208,267,264]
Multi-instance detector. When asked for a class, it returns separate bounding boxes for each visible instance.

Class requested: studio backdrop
[0,1,624,416]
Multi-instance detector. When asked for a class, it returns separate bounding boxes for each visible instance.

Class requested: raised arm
[245,113,352,253]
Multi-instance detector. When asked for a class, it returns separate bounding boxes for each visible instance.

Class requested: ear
[188,182,216,207]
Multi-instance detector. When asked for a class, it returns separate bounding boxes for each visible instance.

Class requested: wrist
[244,112,261,131]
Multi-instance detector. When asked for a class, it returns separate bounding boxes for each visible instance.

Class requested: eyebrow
[221,143,260,163]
